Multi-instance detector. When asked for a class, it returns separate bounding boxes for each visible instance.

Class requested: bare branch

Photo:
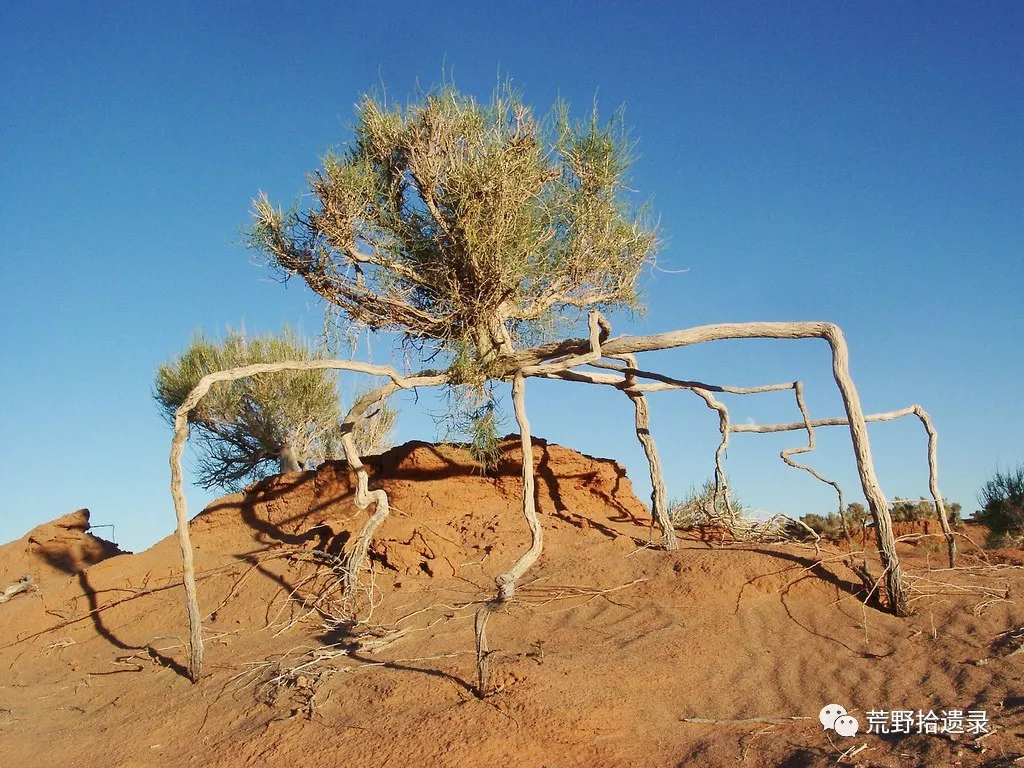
[170,359,447,681]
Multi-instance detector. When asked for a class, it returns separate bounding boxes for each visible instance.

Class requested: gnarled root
[475,373,541,695]
[626,387,676,549]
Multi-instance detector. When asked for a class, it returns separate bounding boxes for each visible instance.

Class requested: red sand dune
[1,438,1022,767]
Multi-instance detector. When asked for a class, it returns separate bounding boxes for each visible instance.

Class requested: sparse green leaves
[977,464,1024,545]
[154,328,395,492]
[247,81,658,368]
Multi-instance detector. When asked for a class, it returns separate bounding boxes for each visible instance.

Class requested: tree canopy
[247,84,657,371]
[155,327,394,491]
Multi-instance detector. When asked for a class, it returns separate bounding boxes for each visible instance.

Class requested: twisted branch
[170,359,445,681]
[731,404,954,567]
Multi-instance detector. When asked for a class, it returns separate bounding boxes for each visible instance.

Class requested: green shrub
[786,497,961,542]
[785,512,844,541]
[976,464,1024,547]
[889,498,962,523]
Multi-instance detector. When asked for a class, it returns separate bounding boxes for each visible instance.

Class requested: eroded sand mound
[0,508,125,585]
[1,439,1022,767]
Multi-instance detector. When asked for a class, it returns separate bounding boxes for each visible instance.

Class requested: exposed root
[474,601,497,697]
[0,575,34,604]
[904,571,1010,606]
[170,315,930,684]
[170,360,445,680]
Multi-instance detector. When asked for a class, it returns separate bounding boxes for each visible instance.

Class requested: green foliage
[887,498,961,523]
[154,327,395,492]
[976,464,1024,547]
[787,512,846,541]
[889,497,959,523]
[436,383,505,472]
[462,398,503,471]
[844,502,869,527]
[247,80,657,368]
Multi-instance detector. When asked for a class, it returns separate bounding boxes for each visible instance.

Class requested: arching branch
[518,321,908,614]
[731,404,955,567]
[170,359,446,682]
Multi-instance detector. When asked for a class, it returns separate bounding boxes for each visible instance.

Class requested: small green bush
[786,498,961,542]
[889,498,961,523]
[976,464,1024,547]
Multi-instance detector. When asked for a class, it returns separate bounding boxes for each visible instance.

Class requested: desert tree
[169,81,945,684]
[156,327,395,491]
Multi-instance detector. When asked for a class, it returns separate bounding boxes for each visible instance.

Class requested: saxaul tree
[169,82,951,685]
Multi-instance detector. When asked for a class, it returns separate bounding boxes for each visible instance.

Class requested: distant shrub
[785,512,845,541]
[889,498,961,524]
[843,502,869,528]
[975,464,1024,547]
[784,498,960,542]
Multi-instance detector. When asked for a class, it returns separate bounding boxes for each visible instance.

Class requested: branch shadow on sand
[74,571,191,678]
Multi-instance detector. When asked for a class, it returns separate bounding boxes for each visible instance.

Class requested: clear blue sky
[2,2,1021,552]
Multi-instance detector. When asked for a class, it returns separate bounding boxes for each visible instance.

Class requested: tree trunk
[276,444,299,475]
[279,444,301,474]
[627,392,676,549]
[822,326,908,615]
[496,373,543,599]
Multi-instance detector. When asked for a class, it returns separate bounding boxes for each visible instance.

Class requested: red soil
[1,438,1022,767]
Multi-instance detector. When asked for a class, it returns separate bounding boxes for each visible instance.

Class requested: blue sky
[1,2,1021,551]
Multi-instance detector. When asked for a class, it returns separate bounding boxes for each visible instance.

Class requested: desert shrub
[889,498,962,524]
[668,477,745,530]
[785,512,845,541]
[843,502,869,528]
[786,497,962,542]
[976,464,1024,547]
[155,327,396,491]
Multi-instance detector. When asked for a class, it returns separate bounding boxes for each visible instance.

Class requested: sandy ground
[1,438,1022,767]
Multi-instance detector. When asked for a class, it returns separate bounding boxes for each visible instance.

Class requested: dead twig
[680,716,812,725]
[0,575,34,604]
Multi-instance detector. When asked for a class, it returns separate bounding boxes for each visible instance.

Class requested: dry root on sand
[0,575,34,604]
[171,313,948,682]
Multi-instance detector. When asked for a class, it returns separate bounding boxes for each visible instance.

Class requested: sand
[1,438,1022,767]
